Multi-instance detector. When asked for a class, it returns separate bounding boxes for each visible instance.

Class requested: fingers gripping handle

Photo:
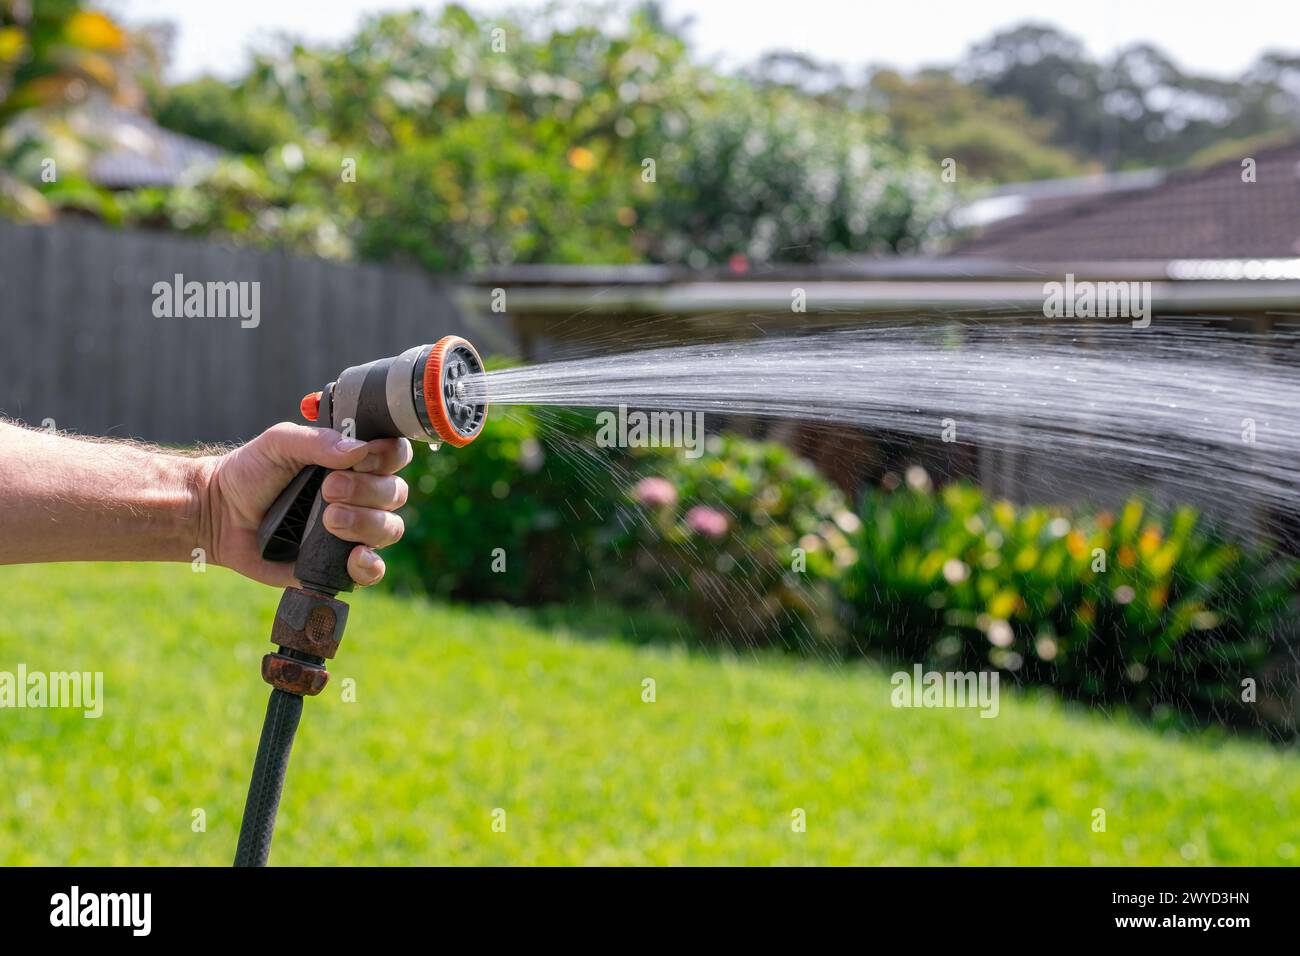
[257,465,357,595]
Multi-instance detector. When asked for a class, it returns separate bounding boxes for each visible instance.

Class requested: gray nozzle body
[329,345,432,442]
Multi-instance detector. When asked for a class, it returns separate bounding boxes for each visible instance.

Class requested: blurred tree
[355,114,642,271]
[868,68,1090,182]
[1186,128,1300,168]
[962,24,1109,161]
[0,0,127,123]
[150,76,299,155]
[0,0,129,219]
[742,46,1091,184]
[961,23,1300,169]
[743,50,851,103]
[135,3,955,269]
[633,79,952,263]
[120,141,355,260]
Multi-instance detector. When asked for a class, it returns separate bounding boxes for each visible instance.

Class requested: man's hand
[0,419,413,589]
[201,423,413,588]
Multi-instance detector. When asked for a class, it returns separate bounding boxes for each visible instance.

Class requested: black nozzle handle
[257,464,325,563]
[257,464,356,595]
[256,348,434,596]
[293,491,357,595]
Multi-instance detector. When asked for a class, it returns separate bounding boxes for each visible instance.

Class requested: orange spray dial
[419,335,488,447]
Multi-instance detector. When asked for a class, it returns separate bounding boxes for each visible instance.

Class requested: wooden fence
[0,220,514,443]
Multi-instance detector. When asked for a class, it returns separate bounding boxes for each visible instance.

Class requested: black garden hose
[234,688,304,867]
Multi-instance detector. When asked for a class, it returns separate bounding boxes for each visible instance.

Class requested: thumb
[255,422,371,472]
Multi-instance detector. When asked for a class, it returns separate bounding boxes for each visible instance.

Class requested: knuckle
[267,421,301,442]
[352,474,391,506]
[375,438,412,472]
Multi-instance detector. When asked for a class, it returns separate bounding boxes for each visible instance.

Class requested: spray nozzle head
[417,335,488,447]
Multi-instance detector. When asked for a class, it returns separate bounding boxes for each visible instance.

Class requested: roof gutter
[454,278,1300,317]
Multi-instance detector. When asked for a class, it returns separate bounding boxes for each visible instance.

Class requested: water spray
[234,335,488,867]
[475,324,1300,523]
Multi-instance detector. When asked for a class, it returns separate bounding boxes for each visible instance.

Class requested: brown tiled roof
[952,140,1300,261]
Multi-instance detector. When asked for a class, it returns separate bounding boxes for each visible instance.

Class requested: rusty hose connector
[261,654,329,696]
[261,587,349,696]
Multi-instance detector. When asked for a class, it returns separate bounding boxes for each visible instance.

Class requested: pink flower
[686,505,728,538]
[633,477,677,508]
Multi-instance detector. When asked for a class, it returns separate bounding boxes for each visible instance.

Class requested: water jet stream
[469,322,1300,521]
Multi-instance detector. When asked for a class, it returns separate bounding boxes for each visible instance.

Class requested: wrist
[185,455,220,566]
[131,450,216,564]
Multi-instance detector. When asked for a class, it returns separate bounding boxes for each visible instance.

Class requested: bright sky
[109,0,1293,81]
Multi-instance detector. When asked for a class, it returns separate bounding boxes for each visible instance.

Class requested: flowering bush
[384,405,615,603]
[388,407,850,647]
[598,434,853,650]
[840,470,1300,736]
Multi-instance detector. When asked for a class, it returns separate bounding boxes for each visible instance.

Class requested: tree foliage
[963,23,1300,170]
[134,3,958,269]
[0,0,130,219]
[10,4,1300,261]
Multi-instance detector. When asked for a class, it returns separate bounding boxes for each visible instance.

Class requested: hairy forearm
[0,421,214,566]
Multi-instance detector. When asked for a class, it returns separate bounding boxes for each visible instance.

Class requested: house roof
[85,105,225,189]
[951,140,1300,261]
[952,168,1164,230]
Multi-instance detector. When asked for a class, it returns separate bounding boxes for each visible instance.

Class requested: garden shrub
[386,405,617,603]
[597,434,853,649]
[130,7,956,269]
[840,469,1300,736]
[389,408,850,647]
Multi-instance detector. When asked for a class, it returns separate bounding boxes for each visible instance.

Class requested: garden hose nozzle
[258,335,488,594]
[235,335,487,867]
[297,335,488,450]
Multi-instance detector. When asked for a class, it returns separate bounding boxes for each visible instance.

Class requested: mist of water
[469,321,1300,520]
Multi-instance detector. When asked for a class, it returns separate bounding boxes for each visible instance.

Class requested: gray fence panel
[0,220,507,444]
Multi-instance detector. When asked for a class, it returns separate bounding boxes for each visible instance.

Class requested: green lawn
[1,562,1297,865]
